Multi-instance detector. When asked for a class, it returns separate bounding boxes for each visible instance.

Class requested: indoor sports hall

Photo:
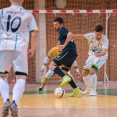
[0,0,117,117]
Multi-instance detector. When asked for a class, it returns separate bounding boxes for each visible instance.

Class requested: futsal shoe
[70,87,82,97]
[88,91,97,96]
[60,75,71,88]
[81,88,91,95]
[2,99,11,117]
[10,101,18,117]
[39,86,44,93]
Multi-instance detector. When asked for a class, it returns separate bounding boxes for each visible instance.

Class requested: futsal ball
[54,87,65,98]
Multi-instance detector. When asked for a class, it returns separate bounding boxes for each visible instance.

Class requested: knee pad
[15,72,27,80]
[0,71,9,78]
[15,71,27,76]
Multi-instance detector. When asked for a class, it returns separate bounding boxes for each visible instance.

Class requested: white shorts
[83,54,108,71]
[0,50,28,74]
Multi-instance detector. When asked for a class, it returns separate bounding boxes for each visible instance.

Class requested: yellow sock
[40,77,49,87]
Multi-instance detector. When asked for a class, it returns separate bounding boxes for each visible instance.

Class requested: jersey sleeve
[102,37,109,50]
[47,49,53,58]
[60,28,69,37]
[28,14,38,32]
[84,33,94,41]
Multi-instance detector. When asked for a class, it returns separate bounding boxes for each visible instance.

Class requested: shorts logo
[57,56,60,59]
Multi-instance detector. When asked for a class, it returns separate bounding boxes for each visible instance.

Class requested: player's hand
[76,72,81,78]
[40,68,44,75]
[28,49,35,57]
[57,45,65,51]
[94,52,100,57]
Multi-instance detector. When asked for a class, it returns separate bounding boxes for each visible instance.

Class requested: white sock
[83,75,91,89]
[12,79,26,105]
[0,77,9,103]
[90,74,97,92]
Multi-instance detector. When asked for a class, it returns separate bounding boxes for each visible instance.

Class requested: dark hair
[54,17,64,24]
[95,25,103,32]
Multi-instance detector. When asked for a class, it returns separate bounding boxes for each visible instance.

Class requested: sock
[90,74,97,92]
[12,79,26,105]
[68,76,77,89]
[0,77,9,103]
[40,77,49,87]
[68,71,74,80]
[83,75,91,89]
[54,67,65,78]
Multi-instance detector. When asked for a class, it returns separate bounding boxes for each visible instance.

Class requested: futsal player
[49,17,81,97]
[0,0,38,116]
[73,25,109,96]
[39,42,81,92]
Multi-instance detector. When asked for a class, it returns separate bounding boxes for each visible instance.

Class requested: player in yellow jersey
[39,41,81,92]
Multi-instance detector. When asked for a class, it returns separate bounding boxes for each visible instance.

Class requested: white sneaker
[81,88,91,95]
[88,91,97,96]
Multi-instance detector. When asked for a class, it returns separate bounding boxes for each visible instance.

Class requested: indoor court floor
[0,82,117,117]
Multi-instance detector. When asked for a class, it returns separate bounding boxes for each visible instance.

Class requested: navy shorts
[53,51,77,71]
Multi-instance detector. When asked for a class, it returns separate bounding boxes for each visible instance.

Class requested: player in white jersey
[73,25,109,96]
[0,0,38,117]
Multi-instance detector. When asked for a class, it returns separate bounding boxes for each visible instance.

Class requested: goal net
[1,0,117,83]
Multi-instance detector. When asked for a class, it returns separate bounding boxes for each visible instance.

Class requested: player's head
[10,0,24,5]
[53,17,64,32]
[94,25,103,40]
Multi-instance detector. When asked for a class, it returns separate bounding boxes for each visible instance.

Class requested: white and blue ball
[54,87,65,98]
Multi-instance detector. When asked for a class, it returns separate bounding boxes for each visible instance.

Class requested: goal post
[1,0,117,83]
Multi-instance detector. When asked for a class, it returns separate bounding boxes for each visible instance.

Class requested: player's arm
[58,32,73,50]
[28,31,38,57]
[64,32,73,47]
[72,60,81,78]
[40,49,52,75]
[94,49,108,57]
[40,56,50,75]
[28,14,38,57]
[73,34,85,40]
[31,32,38,51]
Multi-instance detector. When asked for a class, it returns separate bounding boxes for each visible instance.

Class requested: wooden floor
[0,82,117,117]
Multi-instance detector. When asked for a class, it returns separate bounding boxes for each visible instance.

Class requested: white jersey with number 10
[0,5,38,52]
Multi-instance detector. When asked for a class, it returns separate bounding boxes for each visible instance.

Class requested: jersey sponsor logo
[91,46,102,53]
[7,11,24,15]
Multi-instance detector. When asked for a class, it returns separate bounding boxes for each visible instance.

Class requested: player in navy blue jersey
[49,17,81,97]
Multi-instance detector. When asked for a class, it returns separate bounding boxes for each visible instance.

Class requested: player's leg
[60,53,81,97]
[67,71,74,80]
[0,51,12,117]
[49,52,72,87]
[81,70,91,94]
[62,68,81,97]
[10,51,27,117]
[88,68,97,96]
[39,69,54,92]
[0,72,11,117]
[82,55,95,94]
[89,55,108,96]
[67,70,82,90]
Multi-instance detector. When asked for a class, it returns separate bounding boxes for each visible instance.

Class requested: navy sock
[68,77,77,89]
[54,67,65,78]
